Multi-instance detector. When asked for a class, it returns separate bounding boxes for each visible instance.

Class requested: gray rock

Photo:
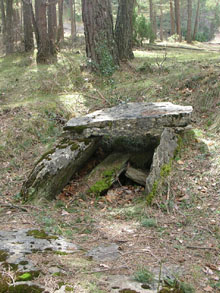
[86,152,130,196]
[0,229,78,273]
[87,244,120,261]
[64,102,193,138]
[125,166,149,186]
[145,128,178,196]
[21,138,98,201]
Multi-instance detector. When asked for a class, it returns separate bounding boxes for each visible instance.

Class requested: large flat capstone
[64,102,193,138]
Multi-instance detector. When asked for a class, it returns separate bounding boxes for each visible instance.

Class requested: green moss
[54,251,69,255]
[8,284,44,292]
[174,135,183,158]
[70,143,79,151]
[160,160,172,177]
[72,125,87,134]
[19,261,28,265]
[0,250,9,262]
[17,273,32,281]
[146,180,159,205]
[65,286,74,291]
[89,169,115,196]
[35,149,55,165]
[17,271,40,282]
[26,229,58,240]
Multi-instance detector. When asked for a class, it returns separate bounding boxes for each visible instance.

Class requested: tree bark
[149,0,155,43]
[186,0,192,43]
[82,0,119,73]
[35,0,50,64]
[6,0,14,54]
[169,0,175,35]
[192,0,200,40]
[115,0,135,61]
[57,0,64,44]
[48,0,57,57]
[70,0,76,42]
[23,0,34,51]
[159,0,163,41]
[174,0,182,42]
[0,0,6,39]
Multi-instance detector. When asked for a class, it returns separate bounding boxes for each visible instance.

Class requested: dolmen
[21,102,193,203]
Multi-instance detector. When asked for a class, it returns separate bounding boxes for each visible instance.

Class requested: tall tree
[174,0,182,41]
[159,0,163,41]
[48,0,57,56]
[193,0,200,40]
[169,0,175,35]
[115,0,135,61]
[149,0,155,43]
[70,0,76,42]
[82,0,119,73]
[35,0,51,63]
[23,0,34,51]
[0,0,6,40]
[186,0,192,43]
[5,0,14,54]
[57,0,64,44]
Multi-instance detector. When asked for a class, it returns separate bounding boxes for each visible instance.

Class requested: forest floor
[0,40,220,293]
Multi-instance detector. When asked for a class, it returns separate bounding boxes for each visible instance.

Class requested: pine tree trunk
[149,0,155,43]
[153,5,157,39]
[35,0,50,64]
[186,0,192,43]
[5,0,14,54]
[115,0,135,61]
[57,0,64,44]
[174,0,182,42]
[0,0,6,41]
[23,0,34,52]
[82,0,119,73]
[70,0,76,42]
[169,0,175,35]
[193,0,200,40]
[159,0,163,41]
[48,0,57,57]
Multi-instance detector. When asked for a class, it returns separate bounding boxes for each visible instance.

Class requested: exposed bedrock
[21,102,193,201]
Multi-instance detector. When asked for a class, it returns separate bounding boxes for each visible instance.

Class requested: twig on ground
[186,246,218,250]
[0,203,28,212]
[96,89,111,105]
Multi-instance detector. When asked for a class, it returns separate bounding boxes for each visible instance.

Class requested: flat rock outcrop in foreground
[64,102,193,138]
[21,102,193,202]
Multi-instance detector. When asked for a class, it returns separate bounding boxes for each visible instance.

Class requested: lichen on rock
[145,128,179,204]
[21,138,98,201]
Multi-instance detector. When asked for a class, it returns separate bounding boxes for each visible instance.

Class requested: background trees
[82,0,119,74]
[115,0,135,61]
[0,0,220,65]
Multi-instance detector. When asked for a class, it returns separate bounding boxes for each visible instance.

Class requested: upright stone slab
[145,128,178,201]
[21,138,98,201]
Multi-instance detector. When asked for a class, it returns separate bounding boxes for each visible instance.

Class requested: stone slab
[64,102,193,138]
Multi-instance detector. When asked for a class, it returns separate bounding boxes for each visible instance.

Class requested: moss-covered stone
[87,153,130,196]
[146,128,180,204]
[26,229,58,240]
